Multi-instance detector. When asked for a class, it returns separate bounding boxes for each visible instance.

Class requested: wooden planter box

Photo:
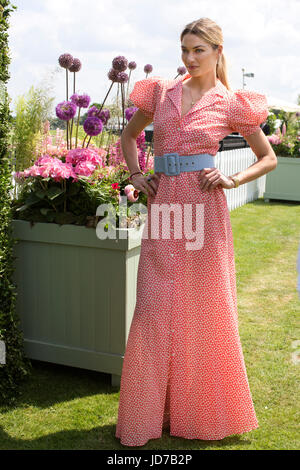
[264,156,300,202]
[11,219,145,387]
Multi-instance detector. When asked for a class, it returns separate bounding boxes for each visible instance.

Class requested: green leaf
[67,183,80,196]
[47,186,65,201]
[15,204,29,212]
[35,189,47,199]
[40,207,51,215]
[24,192,40,206]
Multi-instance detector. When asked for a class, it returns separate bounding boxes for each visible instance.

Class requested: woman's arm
[229,128,278,185]
[121,109,153,175]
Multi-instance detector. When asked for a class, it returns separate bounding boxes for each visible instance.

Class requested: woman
[115,17,277,447]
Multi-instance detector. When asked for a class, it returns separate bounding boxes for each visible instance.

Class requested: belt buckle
[163,152,180,176]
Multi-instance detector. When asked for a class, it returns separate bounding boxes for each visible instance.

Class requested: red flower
[111,182,119,190]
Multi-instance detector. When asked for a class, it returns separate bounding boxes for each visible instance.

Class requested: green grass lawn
[0,197,299,450]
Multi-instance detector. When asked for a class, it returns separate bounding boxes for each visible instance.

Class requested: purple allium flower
[99,109,110,125]
[70,93,91,108]
[56,101,77,121]
[69,58,82,72]
[87,106,110,124]
[58,53,74,69]
[177,66,187,75]
[83,117,103,136]
[112,55,128,72]
[128,61,137,70]
[144,64,153,74]
[108,68,119,82]
[115,71,129,83]
[125,107,138,121]
[88,105,101,118]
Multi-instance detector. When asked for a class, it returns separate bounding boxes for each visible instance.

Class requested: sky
[5,0,300,116]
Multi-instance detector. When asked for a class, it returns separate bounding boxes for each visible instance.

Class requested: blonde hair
[180,17,231,91]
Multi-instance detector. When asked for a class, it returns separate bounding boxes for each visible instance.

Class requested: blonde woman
[115,17,277,447]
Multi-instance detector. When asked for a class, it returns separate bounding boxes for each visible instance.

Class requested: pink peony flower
[74,160,97,177]
[66,148,103,167]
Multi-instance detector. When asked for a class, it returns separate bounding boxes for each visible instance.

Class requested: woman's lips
[188,66,198,69]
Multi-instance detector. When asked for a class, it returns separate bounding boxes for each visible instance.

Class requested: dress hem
[115,422,259,447]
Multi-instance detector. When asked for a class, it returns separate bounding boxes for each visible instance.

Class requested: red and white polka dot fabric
[115,74,268,447]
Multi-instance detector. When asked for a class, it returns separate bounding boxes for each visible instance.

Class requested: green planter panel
[264,156,300,202]
[11,220,145,387]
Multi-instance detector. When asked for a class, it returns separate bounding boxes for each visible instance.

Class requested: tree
[0,0,32,405]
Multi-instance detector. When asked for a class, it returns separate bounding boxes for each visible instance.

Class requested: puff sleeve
[129,76,163,120]
[228,89,269,137]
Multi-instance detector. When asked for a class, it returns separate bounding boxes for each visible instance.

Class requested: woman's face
[181,33,221,78]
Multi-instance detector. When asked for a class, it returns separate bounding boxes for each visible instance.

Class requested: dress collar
[166,73,227,118]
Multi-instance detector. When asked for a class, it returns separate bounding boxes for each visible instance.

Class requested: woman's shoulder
[228,87,268,106]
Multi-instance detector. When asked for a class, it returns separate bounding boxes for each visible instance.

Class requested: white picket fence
[215,147,266,211]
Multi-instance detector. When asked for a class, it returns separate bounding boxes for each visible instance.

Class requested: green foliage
[267,110,300,157]
[0,0,32,406]
[266,112,278,135]
[11,162,148,230]
[11,84,55,171]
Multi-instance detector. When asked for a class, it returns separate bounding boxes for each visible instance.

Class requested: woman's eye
[181,49,203,53]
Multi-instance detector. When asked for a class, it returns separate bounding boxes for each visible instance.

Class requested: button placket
[170,248,175,358]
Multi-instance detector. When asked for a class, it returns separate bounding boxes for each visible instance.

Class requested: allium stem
[98,81,114,114]
[86,135,92,148]
[98,127,105,148]
[121,82,125,132]
[70,71,76,148]
[82,134,88,148]
[66,69,69,101]
[105,128,113,156]
[117,84,120,135]
[69,119,73,149]
[126,70,132,103]
[66,121,69,150]
[75,107,81,148]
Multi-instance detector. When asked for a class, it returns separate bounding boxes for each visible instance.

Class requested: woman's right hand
[130,173,161,197]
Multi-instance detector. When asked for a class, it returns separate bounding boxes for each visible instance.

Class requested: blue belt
[154,152,215,176]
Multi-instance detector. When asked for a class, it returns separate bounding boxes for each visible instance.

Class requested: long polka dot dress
[115,73,269,447]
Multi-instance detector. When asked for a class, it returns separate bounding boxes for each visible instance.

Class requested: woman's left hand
[198,167,235,192]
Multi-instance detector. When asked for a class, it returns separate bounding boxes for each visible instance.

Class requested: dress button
[171,177,174,182]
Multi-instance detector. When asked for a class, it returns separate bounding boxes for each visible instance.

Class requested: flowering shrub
[12,140,152,228]
[11,52,186,229]
[266,111,300,157]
